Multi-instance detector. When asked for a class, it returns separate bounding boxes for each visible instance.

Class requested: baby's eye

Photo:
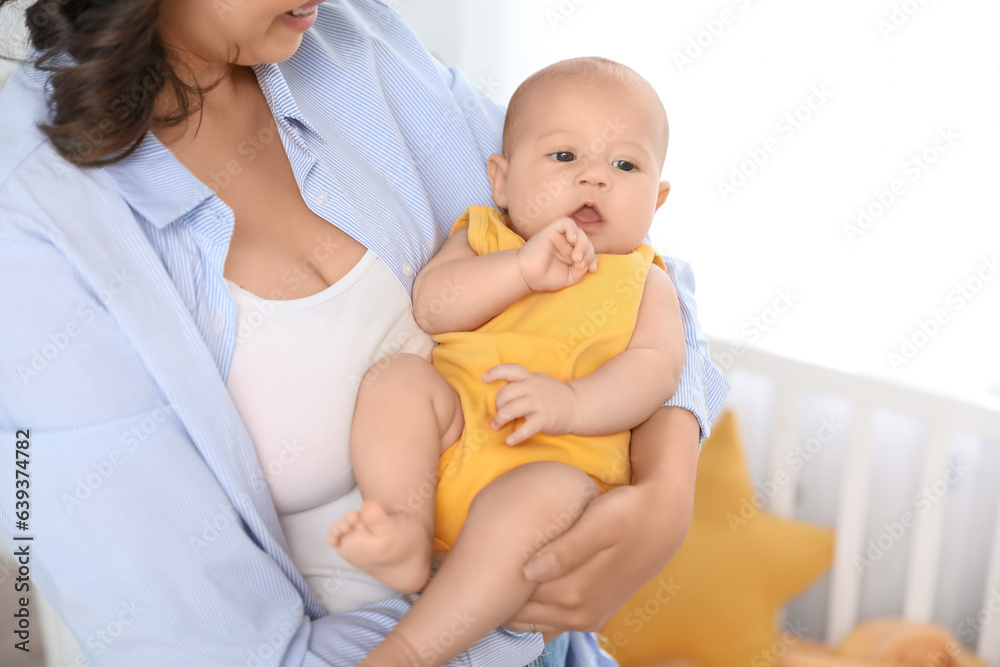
[549,151,575,162]
[613,160,637,172]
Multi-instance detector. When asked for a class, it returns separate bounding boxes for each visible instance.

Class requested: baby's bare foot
[326,500,431,593]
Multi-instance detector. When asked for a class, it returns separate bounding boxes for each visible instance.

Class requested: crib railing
[708,337,1000,665]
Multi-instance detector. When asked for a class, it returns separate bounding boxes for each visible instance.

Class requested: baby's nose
[576,162,609,187]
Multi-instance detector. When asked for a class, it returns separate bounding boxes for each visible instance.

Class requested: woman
[0,0,728,664]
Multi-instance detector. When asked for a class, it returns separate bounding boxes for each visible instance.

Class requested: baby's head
[487,57,670,255]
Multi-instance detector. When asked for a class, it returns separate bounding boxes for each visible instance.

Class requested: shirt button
[314,191,330,205]
[214,308,224,333]
[402,262,414,277]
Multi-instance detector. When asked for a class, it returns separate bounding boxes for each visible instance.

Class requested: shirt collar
[100,133,217,231]
[98,60,326,230]
[252,60,327,147]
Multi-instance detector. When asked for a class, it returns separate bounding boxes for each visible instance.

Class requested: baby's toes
[326,524,346,546]
[327,512,361,544]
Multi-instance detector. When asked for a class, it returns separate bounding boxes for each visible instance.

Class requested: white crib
[26,338,1000,666]
[711,337,1000,665]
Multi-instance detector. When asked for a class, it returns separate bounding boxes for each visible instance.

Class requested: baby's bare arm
[566,265,686,436]
[412,219,597,335]
[412,229,530,334]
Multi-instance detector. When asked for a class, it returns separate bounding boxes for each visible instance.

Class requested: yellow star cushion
[600,411,835,667]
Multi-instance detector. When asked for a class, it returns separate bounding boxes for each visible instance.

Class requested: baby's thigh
[358,352,463,450]
[469,462,601,540]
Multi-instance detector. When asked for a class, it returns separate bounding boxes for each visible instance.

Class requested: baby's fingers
[506,415,544,446]
[570,229,595,269]
[548,221,577,261]
[490,395,534,431]
[562,219,578,246]
[482,363,531,384]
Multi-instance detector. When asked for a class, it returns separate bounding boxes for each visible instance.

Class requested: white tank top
[224,248,434,612]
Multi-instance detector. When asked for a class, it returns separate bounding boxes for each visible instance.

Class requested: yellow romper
[431,205,667,550]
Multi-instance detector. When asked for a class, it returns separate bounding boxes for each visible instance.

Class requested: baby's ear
[487,153,510,209]
[654,180,671,211]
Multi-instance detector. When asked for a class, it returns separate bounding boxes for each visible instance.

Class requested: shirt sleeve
[656,252,731,445]
[0,227,543,667]
[427,53,507,171]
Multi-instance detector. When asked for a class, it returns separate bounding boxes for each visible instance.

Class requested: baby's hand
[517,217,598,292]
[482,363,578,445]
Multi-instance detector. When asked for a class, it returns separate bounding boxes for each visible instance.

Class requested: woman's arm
[505,405,699,632]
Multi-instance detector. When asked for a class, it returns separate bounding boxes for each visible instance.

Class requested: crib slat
[827,405,875,645]
[902,424,951,621]
[767,385,800,518]
[977,482,1000,663]
[768,385,800,633]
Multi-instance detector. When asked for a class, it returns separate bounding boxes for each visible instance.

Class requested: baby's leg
[360,461,600,667]
[327,352,464,594]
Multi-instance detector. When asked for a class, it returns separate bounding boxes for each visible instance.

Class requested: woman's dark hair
[0,0,240,167]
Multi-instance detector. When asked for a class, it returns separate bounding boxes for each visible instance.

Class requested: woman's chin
[252,27,307,65]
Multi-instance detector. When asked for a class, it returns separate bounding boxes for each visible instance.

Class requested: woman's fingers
[506,595,605,633]
[523,494,618,583]
[501,616,561,635]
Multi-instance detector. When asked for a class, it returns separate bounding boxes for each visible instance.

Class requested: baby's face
[488,80,669,255]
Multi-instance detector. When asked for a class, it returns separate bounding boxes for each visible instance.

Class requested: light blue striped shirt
[0,0,728,664]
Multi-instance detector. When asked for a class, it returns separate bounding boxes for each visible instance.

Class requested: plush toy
[633,619,985,667]
[599,411,986,667]
[832,618,983,667]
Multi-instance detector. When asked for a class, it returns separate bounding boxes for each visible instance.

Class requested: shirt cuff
[663,342,730,449]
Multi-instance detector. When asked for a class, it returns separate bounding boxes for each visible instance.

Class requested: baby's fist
[517,217,598,292]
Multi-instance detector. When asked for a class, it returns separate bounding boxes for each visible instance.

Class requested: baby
[327,56,685,666]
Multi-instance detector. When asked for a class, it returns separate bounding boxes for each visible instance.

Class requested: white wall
[4,0,996,404]
[396,0,1000,411]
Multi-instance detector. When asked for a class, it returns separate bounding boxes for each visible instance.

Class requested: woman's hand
[505,406,700,633]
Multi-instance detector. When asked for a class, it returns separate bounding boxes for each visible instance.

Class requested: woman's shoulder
[1,60,128,235]
[0,61,55,201]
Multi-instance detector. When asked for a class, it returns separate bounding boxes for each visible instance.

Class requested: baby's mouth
[570,204,604,229]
